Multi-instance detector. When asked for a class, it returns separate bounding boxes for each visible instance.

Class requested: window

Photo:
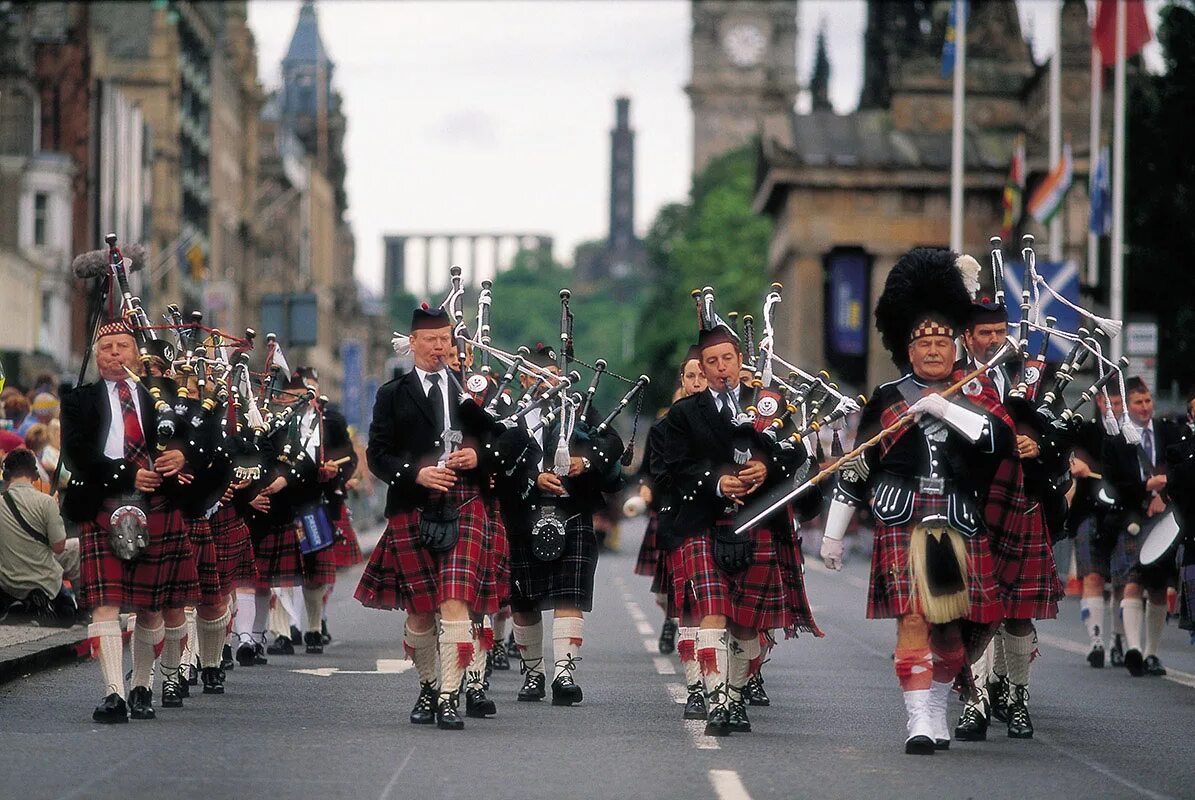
[33,193,48,246]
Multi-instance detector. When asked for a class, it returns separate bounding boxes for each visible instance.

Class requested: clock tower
[687,0,799,174]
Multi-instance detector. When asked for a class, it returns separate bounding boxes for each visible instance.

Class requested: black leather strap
[3,490,49,546]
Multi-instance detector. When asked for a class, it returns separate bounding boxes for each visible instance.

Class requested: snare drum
[1139,509,1181,567]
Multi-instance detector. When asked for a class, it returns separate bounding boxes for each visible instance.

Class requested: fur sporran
[108,495,150,562]
[907,515,970,623]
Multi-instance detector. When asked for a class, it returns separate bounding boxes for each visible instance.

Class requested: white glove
[908,393,987,443]
[820,536,845,571]
[907,393,949,420]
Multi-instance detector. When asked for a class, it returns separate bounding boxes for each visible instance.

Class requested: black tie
[718,391,733,425]
[426,373,444,431]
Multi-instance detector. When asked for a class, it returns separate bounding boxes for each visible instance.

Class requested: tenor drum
[1139,509,1181,566]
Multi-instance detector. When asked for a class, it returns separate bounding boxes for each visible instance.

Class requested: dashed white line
[666,682,688,704]
[1036,632,1195,690]
[653,656,676,675]
[636,620,655,636]
[708,769,751,800]
[686,720,721,750]
[643,638,659,654]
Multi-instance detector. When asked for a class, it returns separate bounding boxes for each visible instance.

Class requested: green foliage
[634,145,773,411]
[1126,2,1195,393]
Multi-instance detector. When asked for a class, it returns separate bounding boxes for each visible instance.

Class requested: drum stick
[328,455,353,466]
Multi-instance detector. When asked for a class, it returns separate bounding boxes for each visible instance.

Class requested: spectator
[23,423,53,489]
[29,373,57,399]
[3,393,30,433]
[19,392,59,436]
[0,449,79,625]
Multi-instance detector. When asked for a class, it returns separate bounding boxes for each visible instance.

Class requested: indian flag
[1027,143,1073,225]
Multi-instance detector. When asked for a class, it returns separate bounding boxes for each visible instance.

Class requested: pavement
[1,520,1193,800]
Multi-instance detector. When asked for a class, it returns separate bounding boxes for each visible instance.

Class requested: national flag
[1027,142,1074,225]
[941,0,968,78]
[1089,144,1112,236]
[1003,259,1081,360]
[1000,136,1026,240]
[1094,0,1152,69]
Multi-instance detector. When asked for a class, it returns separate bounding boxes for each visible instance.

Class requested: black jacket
[1103,418,1181,515]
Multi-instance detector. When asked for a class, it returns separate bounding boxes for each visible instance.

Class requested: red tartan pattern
[78,502,200,612]
[987,474,1063,620]
[354,485,489,614]
[186,518,227,606]
[304,545,338,586]
[330,504,365,568]
[634,512,660,576]
[866,492,1003,623]
[474,497,510,615]
[209,506,258,589]
[251,519,304,589]
[650,547,671,597]
[671,527,789,632]
[773,525,824,638]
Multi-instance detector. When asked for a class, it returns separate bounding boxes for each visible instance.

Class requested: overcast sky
[246,1,1165,297]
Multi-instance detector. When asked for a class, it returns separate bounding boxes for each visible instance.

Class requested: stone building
[750,0,1097,390]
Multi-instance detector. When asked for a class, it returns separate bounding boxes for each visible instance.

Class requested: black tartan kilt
[509,510,598,613]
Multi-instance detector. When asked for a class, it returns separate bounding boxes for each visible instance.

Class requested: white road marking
[377,745,417,800]
[666,682,689,704]
[375,659,411,673]
[291,660,414,678]
[805,557,870,589]
[1035,734,1177,800]
[636,620,655,636]
[708,769,751,800]
[643,638,659,654]
[1036,632,1195,690]
[685,720,721,750]
[653,656,676,675]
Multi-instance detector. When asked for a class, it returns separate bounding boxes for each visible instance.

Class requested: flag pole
[1087,33,1102,286]
[1110,0,1126,360]
[1049,0,1063,263]
[950,0,967,253]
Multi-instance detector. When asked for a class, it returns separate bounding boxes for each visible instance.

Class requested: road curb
[0,625,88,686]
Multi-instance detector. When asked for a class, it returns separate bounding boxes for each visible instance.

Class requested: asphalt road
[1,521,1193,800]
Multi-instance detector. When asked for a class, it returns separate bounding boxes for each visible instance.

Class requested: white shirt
[707,384,741,416]
[970,357,1007,399]
[414,367,452,433]
[103,378,145,461]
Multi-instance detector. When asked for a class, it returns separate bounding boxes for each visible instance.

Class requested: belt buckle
[919,476,945,496]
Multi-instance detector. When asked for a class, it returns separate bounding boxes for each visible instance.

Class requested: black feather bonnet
[874,247,972,367]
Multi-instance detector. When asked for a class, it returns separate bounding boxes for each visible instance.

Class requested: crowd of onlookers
[0,374,79,627]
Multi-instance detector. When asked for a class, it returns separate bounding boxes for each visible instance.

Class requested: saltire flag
[1027,142,1074,224]
[1093,0,1152,70]
[1002,259,1081,360]
[1089,144,1112,236]
[941,0,969,78]
[1001,136,1026,240]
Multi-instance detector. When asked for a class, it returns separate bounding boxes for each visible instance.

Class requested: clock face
[723,22,767,69]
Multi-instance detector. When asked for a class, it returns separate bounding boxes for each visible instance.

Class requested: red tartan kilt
[774,531,824,637]
[186,518,227,606]
[634,512,660,576]
[989,502,1063,620]
[209,506,258,590]
[474,499,510,615]
[671,527,789,632]
[650,548,671,596]
[355,488,488,614]
[251,519,303,589]
[866,494,1003,623]
[331,504,364,568]
[78,501,199,612]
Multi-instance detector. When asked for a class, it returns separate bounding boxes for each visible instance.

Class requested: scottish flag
[1003,259,1081,360]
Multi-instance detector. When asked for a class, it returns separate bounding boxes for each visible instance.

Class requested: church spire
[810,21,832,111]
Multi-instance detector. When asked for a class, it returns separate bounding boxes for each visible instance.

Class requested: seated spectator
[0,448,79,625]
[23,423,54,489]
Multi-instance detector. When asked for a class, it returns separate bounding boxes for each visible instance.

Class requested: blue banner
[340,340,363,429]
[1001,260,1080,359]
[941,0,969,78]
[827,250,869,357]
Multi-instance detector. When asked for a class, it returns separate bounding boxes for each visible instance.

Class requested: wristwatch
[581,456,592,472]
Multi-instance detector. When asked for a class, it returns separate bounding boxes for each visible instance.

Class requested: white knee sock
[727,633,761,702]
[1003,631,1036,687]
[161,624,188,685]
[438,619,473,698]
[131,621,163,690]
[1121,597,1145,652]
[514,621,545,675]
[1112,588,1125,636]
[1145,599,1167,658]
[466,624,490,691]
[252,592,271,642]
[968,644,991,707]
[491,613,509,645]
[302,585,324,633]
[697,628,729,709]
[287,585,303,629]
[991,628,1007,678]
[89,620,125,697]
[198,608,231,669]
[1084,594,1106,647]
[403,623,439,686]
[552,616,584,682]
[183,609,199,668]
[678,626,701,691]
[322,584,332,622]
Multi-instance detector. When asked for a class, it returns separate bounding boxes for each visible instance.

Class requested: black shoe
[266,635,294,655]
[954,699,989,741]
[303,631,323,654]
[988,676,1009,724]
[658,618,677,655]
[505,631,519,658]
[727,699,751,733]
[1006,684,1034,739]
[1087,644,1105,668]
[177,672,191,699]
[128,686,156,720]
[683,684,708,720]
[1143,654,1167,676]
[252,641,268,665]
[410,681,437,725]
[551,674,584,706]
[465,687,497,718]
[235,642,257,667]
[703,705,732,737]
[1124,648,1145,676]
[436,693,465,730]
[93,692,129,724]
[517,670,546,701]
[1110,635,1125,667]
[290,624,303,646]
[183,662,199,686]
[221,644,236,671]
[201,667,226,694]
[490,641,510,671]
[321,619,332,646]
[161,677,184,708]
[905,735,936,755]
[744,672,770,707]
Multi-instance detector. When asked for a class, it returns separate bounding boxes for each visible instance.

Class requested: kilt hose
[670,526,789,633]
[251,517,337,590]
[508,509,599,613]
[634,512,660,576]
[330,503,365,568]
[78,499,200,612]
[185,517,227,606]
[209,505,258,590]
[355,485,489,614]
[988,501,1063,620]
[866,493,1002,625]
[774,530,824,638]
